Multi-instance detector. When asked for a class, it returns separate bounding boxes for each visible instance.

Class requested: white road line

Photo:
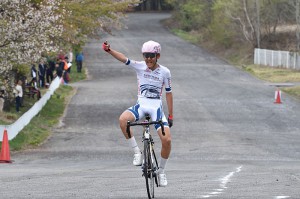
[199,165,243,198]
[274,196,290,199]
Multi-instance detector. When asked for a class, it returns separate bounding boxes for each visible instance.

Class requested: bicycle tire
[152,147,159,187]
[144,139,155,198]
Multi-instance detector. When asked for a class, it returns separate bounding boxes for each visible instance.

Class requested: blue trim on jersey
[155,122,169,130]
[125,59,131,65]
[128,103,140,121]
[154,107,162,129]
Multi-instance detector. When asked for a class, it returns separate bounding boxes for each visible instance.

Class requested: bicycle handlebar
[126,120,165,138]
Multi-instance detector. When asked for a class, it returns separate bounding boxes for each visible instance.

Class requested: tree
[137,0,172,11]
[296,0,300,50]
[0,0,137,111]
[165,0,214,31]
[0,0,64,109]
[58,0,138,49]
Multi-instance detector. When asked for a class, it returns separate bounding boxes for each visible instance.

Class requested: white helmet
[141,40,161,54]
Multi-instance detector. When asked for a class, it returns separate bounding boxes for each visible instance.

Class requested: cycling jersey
[125,58,172,129]
[125,59,172,100]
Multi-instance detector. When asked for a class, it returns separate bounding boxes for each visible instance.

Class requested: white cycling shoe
[133,153,143,166]
[158,173,168,187]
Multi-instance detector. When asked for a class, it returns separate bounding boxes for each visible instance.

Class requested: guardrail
[0,77,61,141]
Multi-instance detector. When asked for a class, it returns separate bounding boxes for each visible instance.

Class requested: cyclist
[102,40,173,187]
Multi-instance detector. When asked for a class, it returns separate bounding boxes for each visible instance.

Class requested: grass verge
[9,85,74,151]
[171,29,300,102]
[0,68,86,151]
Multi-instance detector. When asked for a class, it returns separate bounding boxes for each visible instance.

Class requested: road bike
[126,114,165,199]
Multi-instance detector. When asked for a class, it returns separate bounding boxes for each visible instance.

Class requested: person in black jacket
[54,58,63,78]
[38,60,46,88]
[46,59,55,85]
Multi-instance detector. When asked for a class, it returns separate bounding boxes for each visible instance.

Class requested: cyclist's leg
[149,104,171,160]
[119,102,145,166]
[150,105,171,158]
[119,110,136,139]
[157,125,171,160]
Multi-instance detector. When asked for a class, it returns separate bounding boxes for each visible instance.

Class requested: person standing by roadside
[54,60,63,78]
[38,60,46,88]
[15,80,23,113]
[68,48,73,73]
[76,52,84,73]
[30,64,38,89]
[46,58,55,85]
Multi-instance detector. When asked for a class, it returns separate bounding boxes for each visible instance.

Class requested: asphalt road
[1,13,300,199]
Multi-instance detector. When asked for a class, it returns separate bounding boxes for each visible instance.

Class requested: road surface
[1,13,300,199]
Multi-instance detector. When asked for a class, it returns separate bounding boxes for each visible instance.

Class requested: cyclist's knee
[119,111,134,127]
[160,130,171,146]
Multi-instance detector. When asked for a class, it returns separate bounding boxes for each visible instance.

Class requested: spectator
[38,60,46,88]
[46,59,55,86]
[14,80,23,113]
[76,52,84,73]
[55,59,63,78]
[68,48,73,73]
[30,64,38,89]
[62,57,70,84]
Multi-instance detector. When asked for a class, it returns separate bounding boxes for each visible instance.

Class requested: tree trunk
[256,0,261,48]
[296,0,300,51]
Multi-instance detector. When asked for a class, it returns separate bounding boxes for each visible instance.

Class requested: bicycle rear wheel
[144,139,155,198]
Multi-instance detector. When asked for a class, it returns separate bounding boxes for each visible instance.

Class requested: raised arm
[102,41,127,63]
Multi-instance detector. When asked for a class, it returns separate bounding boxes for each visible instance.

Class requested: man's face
[143,53,160,70]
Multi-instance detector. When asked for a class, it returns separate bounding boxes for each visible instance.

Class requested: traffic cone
[0,129,12,163]
[274,89,282,104]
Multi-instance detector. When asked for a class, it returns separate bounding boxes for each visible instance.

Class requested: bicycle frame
[126,115,165,198]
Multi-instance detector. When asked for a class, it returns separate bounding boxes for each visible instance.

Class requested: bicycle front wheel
[144,139,155,198]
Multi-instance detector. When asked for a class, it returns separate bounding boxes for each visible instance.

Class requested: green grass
[7,85,74,151]
[69,67,86,82]
[244,65,300,83]
[282,86,300,99]
[244,65,300,101]
[172,29,201,43]
[0,69,86,151]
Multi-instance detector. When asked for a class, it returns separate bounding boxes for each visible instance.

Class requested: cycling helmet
[141,40,161,54]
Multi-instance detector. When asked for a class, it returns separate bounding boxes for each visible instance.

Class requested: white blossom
[0,0,64,74]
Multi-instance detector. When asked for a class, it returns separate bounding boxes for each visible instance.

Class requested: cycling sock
[159,157,168,174]
[128,136,141,154]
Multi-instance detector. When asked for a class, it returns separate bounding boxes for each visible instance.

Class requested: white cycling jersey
[125,58,172,128]
[125,59,172,100]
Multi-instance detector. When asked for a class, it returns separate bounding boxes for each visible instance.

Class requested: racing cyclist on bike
[103,40,173,187]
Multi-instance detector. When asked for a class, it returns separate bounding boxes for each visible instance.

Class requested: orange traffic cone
[0,129,12,163]
[274,89,282,104]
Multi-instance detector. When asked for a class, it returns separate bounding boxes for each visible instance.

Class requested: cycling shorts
[127,97,169,130]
